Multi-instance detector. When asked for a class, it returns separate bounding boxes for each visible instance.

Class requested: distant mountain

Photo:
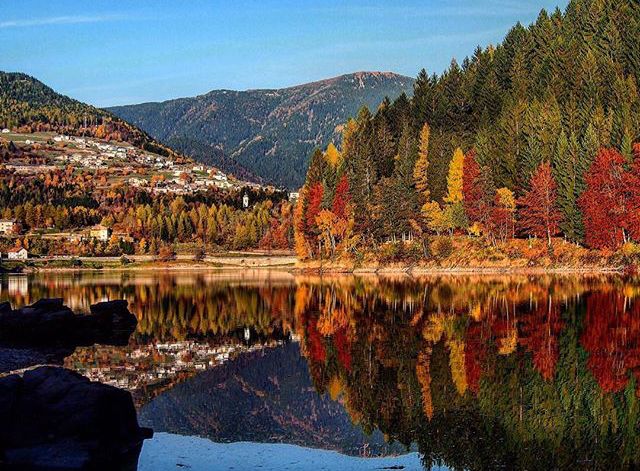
[109,72,415,188]
[0,71,183,161]
[139,343,404,455]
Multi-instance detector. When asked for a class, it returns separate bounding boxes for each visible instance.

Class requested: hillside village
[0,131,296,259]
[0,130,251,194]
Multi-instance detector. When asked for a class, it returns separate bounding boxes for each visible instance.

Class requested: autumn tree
[332,174,350,220]
[518,161,563,246]
[441,148,467,233]
[578,148,629,249]
[487,188,515,245]
[462,149,495,235]
[413,123,431,200]
[444,148,464,204]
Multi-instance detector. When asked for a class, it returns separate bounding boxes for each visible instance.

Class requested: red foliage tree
[625,145,640,242]
[578,148,630,249]
[302,313,326,364]
[518,296,563,381]
[305,183,324,236]
[331,174,350,220]
[333,327,352,371]
[580,291,640,393]
[517,161,562,245]
[259,217,290,250]
[462,149,485,224]
[464,323,488,393]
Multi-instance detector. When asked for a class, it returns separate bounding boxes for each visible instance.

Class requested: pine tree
[373,118,396,179]
[413,123,431,200]
[306,148,327,187]
[552,130,583,242]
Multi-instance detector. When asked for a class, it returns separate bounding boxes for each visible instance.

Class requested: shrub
[405,241,424,261]
[431,237,454,259]
[193,246,206,262]
[621,242,640,257]
[379,241,404,263]
[157,244,176,262]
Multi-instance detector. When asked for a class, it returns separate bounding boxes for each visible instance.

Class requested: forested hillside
[109,72,414,188]
[295,0,640,262]
[0,72,295,257]
[0,72,181,160]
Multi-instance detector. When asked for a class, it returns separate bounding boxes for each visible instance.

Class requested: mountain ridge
[108,71,415,188]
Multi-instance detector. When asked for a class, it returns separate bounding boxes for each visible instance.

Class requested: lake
[1,270,638,470]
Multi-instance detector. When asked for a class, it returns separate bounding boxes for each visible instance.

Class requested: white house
[89,225,111,241]
[242,194,250,208]
[0,219,16,234]
[6,247,28,260]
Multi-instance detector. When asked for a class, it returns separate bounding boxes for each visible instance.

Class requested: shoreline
[3,258,626,276]
[1,252,631,276]
[293,264,624,275]
[5,253,297,273]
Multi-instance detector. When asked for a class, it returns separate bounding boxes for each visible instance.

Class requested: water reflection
[2,272,640,468]
[296,275,640,469]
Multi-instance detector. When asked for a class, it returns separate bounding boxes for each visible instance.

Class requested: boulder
[0,366,152,470]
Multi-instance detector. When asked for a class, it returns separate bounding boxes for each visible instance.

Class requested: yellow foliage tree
[413,123,431,199]
[327,376,345,401]
[422,201,451,234]
[495,187,516,240]
[416,347,434,420]
[422,312,445,343]
[340,119,358,156]
[496,187,516,211]
[293,192,310,259]
[444,148,464,204]
[324,142,342,167]
[498,328,518,355]
[447,339,468,396]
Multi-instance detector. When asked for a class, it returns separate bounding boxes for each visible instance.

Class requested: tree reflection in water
[2,272,640,469]
[296,275,640,470]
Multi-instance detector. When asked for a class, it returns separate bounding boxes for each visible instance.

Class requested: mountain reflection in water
[2,271,640,469]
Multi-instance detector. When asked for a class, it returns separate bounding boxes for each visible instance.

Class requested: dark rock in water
[89,299,138,334]
[0,366,152,470]
[29,298,65,310]
[0,298,137,348]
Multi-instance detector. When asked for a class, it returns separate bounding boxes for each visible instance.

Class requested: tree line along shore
[293,0,640,270]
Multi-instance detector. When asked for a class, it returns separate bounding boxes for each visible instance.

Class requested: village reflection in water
[2,271,640,468]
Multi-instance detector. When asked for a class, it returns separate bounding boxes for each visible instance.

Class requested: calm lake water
[2,271,639,470]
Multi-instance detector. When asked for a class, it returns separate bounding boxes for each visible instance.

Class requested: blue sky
[0,0,568,107]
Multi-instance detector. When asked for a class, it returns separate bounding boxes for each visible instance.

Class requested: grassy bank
[295,236,634,274]
[14,253,297,272]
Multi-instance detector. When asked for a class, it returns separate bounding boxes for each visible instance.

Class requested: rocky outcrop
[0,299,137,348]
[0,366,152,470]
